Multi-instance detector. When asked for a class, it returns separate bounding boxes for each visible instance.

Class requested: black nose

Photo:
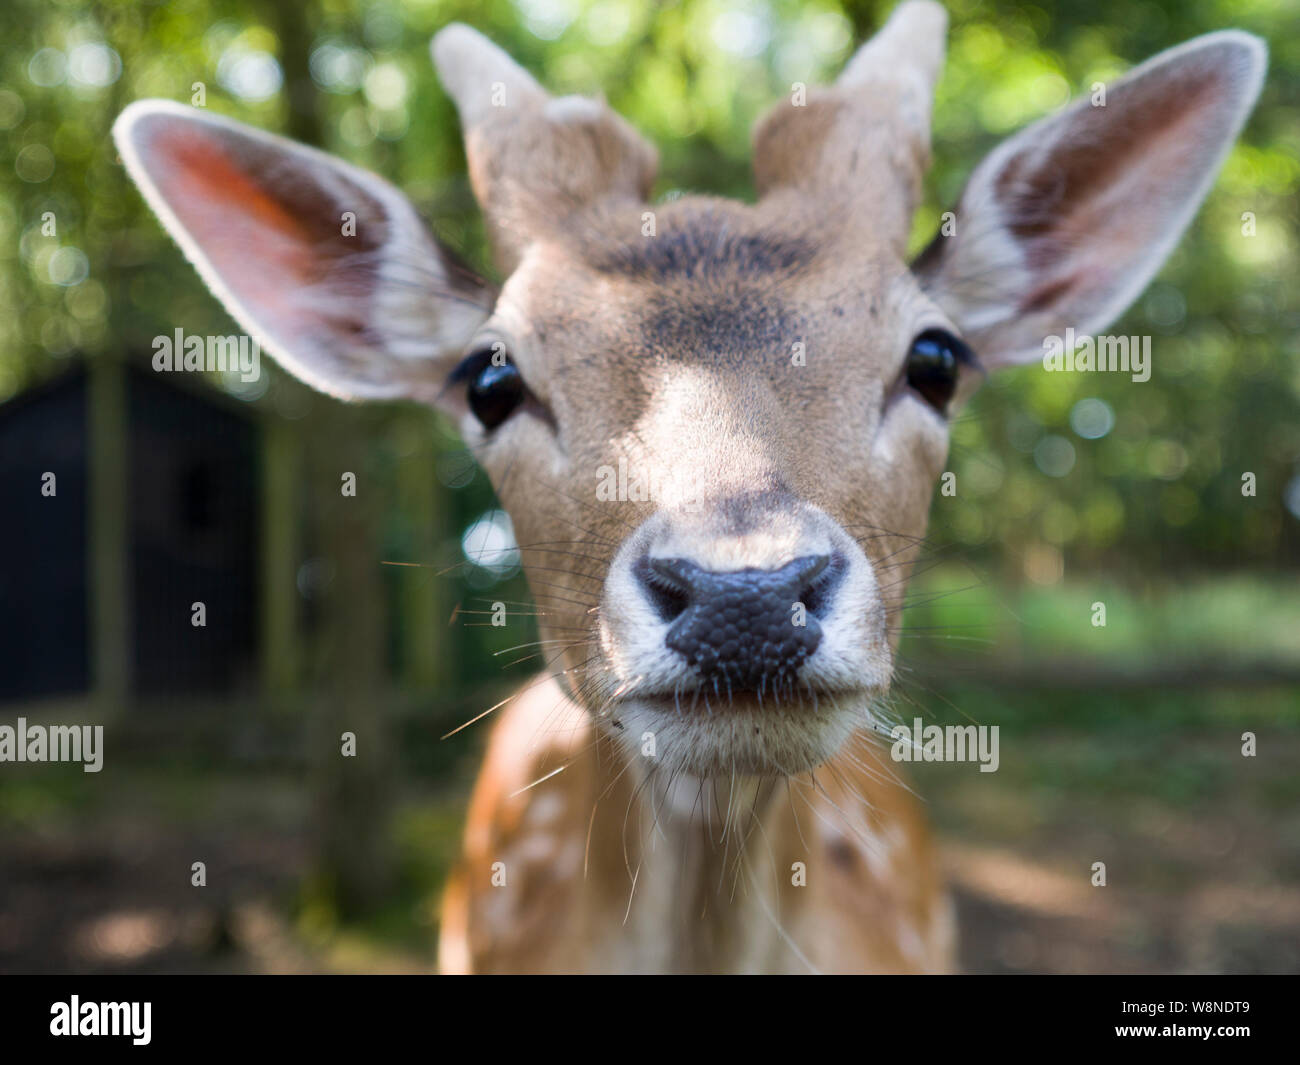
[636,554,844,692]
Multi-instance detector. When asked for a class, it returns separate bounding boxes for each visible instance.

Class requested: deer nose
[635,554,844,691]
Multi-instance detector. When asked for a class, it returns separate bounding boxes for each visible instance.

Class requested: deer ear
[113,100,494,403]
[914,31,1266,368]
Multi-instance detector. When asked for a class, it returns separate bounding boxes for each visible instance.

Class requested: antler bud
[751,1,947,251]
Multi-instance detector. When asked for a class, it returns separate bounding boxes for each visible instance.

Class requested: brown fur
[438,677,951,974]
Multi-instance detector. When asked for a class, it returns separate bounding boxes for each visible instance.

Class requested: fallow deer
[113,1,1265,973]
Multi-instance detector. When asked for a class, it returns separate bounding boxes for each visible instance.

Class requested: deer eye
[454,345,526,430]
[905,328,972,412]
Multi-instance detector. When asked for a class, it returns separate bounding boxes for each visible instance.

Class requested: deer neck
[583,734,811,974]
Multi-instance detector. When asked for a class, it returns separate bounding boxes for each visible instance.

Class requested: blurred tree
[0,0,1296,697]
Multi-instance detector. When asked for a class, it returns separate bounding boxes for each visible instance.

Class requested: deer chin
[599,685,880,779]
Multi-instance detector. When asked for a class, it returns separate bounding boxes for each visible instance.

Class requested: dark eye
[905,328,973,412]
[453,345,526,430]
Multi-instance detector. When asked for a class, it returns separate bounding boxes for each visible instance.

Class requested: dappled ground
[2,693,1296,974]
[917,728,1300,974]
[0,768,318,973]
[3,575,1296,973]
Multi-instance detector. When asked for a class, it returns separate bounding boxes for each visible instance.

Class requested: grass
[901,565,1300,668]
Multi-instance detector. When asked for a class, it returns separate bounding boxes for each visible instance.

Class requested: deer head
[114,2,1264,780]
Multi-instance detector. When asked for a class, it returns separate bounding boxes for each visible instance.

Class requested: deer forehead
[495,197,932,429]
[477,210,952,538]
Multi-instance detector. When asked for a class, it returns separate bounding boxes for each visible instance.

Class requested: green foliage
[1,0,1297,583]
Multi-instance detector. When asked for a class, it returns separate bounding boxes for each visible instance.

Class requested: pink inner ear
[1004,59,1234,300]
[139,118,363,331]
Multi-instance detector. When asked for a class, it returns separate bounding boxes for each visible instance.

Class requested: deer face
[464,195,960,775]
[115,2,1264,778]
